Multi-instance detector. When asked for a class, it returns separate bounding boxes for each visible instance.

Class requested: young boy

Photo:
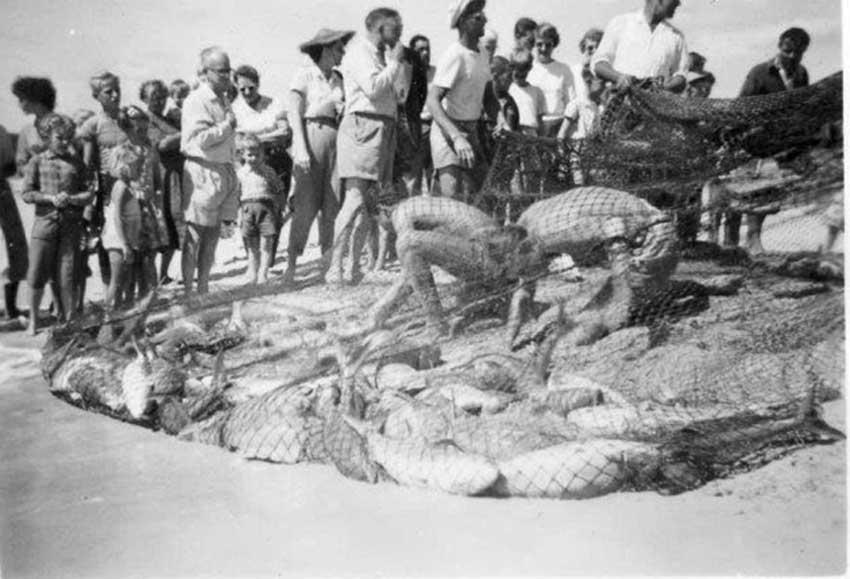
[237,133,286,284]
[490,56,520,134]
[165,79,190,129]
[21,114,93,334]
[508,49,546,136]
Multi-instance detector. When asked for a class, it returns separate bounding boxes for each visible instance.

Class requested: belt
[305,117,339,128]
[351,111,396,122]
[241,198,277,205]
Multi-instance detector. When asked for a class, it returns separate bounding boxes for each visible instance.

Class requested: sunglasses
[208,67,232,75]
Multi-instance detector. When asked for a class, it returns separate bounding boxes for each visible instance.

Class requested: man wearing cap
[427,0,498,202]
[180,46,240,295]
[232,64,293,270]
[284,28,353,282]
[324,7,406,286]
[592,0,689,93]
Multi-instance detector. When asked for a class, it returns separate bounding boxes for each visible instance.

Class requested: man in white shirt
[427,0,498,202]
[592,0,689,93]
[180,46,240,295]
[325,7,406,286]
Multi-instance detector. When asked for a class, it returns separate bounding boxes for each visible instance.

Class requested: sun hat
[299,29,356,53]
[449,0,486,29]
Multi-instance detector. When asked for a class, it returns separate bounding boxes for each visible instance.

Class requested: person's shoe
[159,275,174,286]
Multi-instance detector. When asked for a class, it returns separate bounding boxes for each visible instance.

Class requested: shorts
[430,119,489,189]
[337,112,396,184]
[27,211,84,290]
[240,200,280,238]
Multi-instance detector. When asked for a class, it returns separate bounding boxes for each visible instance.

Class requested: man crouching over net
[367,186,679,349]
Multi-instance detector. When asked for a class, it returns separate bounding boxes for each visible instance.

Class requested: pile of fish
[40,304,846,501]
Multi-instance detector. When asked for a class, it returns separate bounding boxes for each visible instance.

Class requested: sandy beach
[0,189,845,577]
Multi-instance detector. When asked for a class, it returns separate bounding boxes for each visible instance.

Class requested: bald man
[180,46,241,295]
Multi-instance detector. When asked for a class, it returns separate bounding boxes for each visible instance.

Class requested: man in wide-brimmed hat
[427,0,498,202]
[283,28,353,282]
[324,8,407,286]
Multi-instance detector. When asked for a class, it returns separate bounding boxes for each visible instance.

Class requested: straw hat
[299,29,356,53]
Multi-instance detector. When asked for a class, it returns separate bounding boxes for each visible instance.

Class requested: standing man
[592,0,689,93]
[180,46,241,295]
[732,27,811,254]
[427,0,498,202]
[403,34,436,196]
[232,64,293,270]
[325,8,406,286]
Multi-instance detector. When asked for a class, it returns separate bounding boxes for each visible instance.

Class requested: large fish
[345,417,500,496]
[493,439,662,499]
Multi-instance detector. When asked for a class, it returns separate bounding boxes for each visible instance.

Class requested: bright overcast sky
[1,0,843,131]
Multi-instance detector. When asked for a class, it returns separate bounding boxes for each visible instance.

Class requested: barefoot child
[21,114,93,334]
[101,144,144,311]
[508,49,545,136]
[237,133,286,284]
[125,105,165,302]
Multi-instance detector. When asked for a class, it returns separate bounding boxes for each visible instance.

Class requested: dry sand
[0,192,846,577]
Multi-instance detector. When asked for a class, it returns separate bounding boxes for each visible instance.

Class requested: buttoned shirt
[181,82,237,164]
[233,94,289,143]
[740,58,809,97]
[290,61,345,119]
[592,10,689,80]
[21,150,88,216]
[338,34,403,118]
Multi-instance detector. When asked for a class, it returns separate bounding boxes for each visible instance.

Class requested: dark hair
[513,17,537,40]
[688,51,706,73]
[511,48,534,71]
[234,65,260,85]
[579,28,604,52]
[139,79,168,102]
[169,79,190,96]
[11,77,57,111]
[535,22,560,48]
[305,45,323,64]
[409,34,429,50]
[779,27,811,50]
[365,7,400,31]
[491,56,511,76]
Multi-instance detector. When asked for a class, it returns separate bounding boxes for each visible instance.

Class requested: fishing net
[39,72,845,500]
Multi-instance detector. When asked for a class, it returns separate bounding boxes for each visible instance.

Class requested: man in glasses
[427,0,498,202]
[232,64,292,269]
[592,0,689,93]
[180,46,240,295]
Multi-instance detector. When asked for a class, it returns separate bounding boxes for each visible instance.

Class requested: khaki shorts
[337,112,396,185]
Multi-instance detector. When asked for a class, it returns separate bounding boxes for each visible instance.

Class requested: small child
[101,143,144,311]
[21,114,93,334]
[237,133,286,284]
[165,79,190,129]
[490,56,520,133]
[561,73,605,185]
[124,105,165,301]
[508,49,546,136]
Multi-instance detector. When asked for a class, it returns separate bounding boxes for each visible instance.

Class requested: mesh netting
[39,73,845,500]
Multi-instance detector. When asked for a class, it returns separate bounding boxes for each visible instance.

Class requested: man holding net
[591,0,689,93]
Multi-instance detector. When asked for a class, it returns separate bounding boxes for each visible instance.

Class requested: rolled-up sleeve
[591,16,623,72]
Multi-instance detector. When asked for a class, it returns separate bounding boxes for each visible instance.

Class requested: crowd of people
[0,0,830,336]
